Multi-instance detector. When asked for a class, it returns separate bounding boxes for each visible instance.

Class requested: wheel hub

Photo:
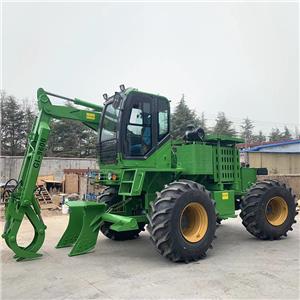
[265,196,288,226]
[180,202,208,243]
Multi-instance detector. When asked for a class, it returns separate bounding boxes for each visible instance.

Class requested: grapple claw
[3,202,46,261]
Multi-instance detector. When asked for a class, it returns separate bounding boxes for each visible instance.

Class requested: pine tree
[46,119,63,156]
[0,92,96,158]
[199,112,208,133]
[22,100,36,150]
[281,126,292,140]
[81,127,97,157]
[213,112,236,136]
[269,128,282,142]
[46,103,97,157]
[252,130,266,143]
[0,93,27,155]
[240,117,254,143]
[171,94,200,139]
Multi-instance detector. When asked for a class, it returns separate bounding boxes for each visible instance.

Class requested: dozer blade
[56,201,107,256]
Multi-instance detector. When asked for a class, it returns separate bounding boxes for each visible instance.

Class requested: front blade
[56,201,106,256]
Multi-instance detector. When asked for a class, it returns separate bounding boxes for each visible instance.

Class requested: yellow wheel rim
[265,196,288,226]
[180,202,208,243]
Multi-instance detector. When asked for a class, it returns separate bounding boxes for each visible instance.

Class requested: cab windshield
[100,103,119,142]
[99,102,120,164]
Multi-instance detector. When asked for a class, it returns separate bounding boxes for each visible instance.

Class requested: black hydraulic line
[44,90,103,112]
[44,91,75,103]
[1,178,20,203]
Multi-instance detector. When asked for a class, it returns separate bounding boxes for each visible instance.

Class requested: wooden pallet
[35,185,52,204]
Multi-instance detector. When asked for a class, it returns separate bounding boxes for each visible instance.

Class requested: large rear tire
[240,180,298,240]
[148,180,216,262]
[98,187,144,240]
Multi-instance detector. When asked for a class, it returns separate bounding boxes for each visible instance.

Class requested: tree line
[0,92,97,157]
[171,95,299,143]
[1,92,298,157]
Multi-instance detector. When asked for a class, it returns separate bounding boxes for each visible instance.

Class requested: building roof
[241,139,300,154]
[237,139,296,149]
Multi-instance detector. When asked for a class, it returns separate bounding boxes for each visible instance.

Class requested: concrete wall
[2,156,299,198]
[0,156,98,182]
[247,152,300,174]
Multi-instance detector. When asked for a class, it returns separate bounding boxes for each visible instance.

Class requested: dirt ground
[1,210,299,300]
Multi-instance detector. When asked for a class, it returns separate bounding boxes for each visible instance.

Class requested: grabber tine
[56,204,84,248]
[3,205,45,261]
[14,206,47,261]
[67,201,106,257]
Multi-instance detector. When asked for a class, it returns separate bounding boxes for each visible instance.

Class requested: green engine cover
[176,144,213,175]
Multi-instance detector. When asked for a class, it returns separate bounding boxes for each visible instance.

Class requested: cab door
[121,91,170,159]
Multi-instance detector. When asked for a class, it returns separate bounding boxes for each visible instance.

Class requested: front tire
[100,222,145,241]
[240,180,298,240]
[97,187,120,207]
[148,180,216,262]
[98,187,144,240]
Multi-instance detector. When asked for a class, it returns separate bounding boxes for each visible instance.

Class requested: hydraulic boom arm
[2,88,102,261]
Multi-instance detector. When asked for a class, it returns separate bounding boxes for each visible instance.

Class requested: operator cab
[98,87,170,164]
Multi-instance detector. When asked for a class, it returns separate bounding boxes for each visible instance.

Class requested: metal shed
[240,140,300,174]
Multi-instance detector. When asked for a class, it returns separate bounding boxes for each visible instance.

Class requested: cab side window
[126,100,152,156]
[158,99,169,142]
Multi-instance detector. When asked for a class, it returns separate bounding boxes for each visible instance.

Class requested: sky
[1,1,299,136]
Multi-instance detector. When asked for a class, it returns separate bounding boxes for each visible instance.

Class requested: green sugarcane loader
[2,86,298,262]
